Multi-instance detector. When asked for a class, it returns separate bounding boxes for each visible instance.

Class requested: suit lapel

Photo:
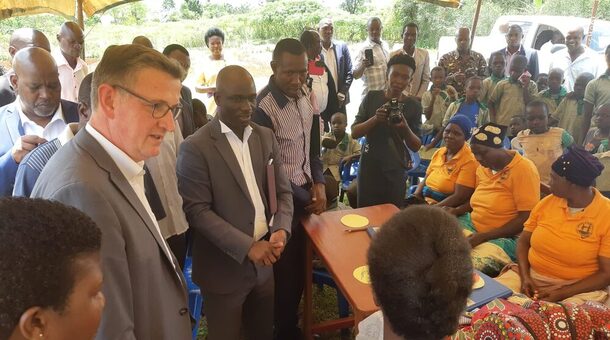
[5,104,23,141]
[60,100,79,123]
[210,118,252,202]
[76,130,184,287]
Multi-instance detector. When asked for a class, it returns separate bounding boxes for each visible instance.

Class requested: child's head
[594,103,610,130]
[547,68,564,93]
[573,72,595,99]
[509,115,526,137]
[489,51,505,77]
[509,55,527,81]
[525,100,549,134]
[430,66,446,88]
[536,73,549,92]
[464,76,482,100]
[330,112,347,135]
[192,98,208,129]
[368,206,472,339]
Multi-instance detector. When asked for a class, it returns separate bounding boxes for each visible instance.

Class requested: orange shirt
[525,189,610,280]
[470,151,540,233]
[424,144,478,204]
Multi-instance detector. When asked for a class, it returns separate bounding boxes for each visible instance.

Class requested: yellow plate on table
[341,214,369,229]
[472,273,485,290]
[353,265,371,284]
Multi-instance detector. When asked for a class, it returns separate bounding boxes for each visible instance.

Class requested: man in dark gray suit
[0,28,51,107]
[32,44,192,339]
[177,65,293,340]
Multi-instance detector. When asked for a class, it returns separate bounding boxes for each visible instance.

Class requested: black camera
[388,98,403,125]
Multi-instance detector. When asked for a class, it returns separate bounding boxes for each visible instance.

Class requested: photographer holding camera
[352,54,422,208]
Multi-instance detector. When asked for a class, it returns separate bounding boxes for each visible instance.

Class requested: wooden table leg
[353,309,365,336]
[303,237,314,340]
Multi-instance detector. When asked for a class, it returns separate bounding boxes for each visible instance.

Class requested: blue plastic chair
[183,242,203,340]
[338,137,365,202]
[312,269,350,318]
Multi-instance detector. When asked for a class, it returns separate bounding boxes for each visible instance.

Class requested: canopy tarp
[0,0,139,20]
[417,0,461,8]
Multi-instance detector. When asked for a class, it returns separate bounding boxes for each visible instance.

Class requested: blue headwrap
[447,114,474,140]
[551,145,604,187]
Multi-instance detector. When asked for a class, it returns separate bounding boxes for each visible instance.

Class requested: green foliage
[182,0,203,18]
[535,0,610,21]
[200,3,250,19]
[107,2,148,25]
[340,0,367,14]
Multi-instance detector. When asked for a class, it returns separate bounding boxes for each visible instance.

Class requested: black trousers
[273,203,307,340]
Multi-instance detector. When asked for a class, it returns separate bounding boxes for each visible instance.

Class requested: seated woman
[496,146,610,304]
[0,197,103,340]
[413,114,477,207]
[357,205,472,340]
[459,122,541,277]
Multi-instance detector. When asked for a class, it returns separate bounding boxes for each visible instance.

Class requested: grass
[196,284,355,340]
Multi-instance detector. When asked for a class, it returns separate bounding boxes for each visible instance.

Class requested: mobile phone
[364,49,374,65]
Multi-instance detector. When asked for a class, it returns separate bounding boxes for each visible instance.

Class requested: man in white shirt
[53,21,88,102]
[354,17,390,98]
[318,18,353,112]
[177,65,293,340]
[32,44,192,339]
[0,47,78,196]
[549,26,602,92]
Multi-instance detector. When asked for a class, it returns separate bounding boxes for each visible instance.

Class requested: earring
[39,333,43,338]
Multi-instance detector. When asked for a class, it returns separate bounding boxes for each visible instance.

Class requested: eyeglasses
[113,85,182,119]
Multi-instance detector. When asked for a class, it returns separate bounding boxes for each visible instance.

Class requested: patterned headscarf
[470,123,507,149]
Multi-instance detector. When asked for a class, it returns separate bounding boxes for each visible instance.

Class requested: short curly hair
[0,198,101,339]
[387,53,416,74]
[204,27,225,47]
[367,205,472,340]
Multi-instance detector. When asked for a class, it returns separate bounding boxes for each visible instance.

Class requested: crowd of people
[0,12,609,340]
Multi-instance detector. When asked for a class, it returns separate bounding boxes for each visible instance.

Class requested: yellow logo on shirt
[577,222,593,239]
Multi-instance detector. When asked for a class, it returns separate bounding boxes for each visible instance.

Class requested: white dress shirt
[17,97,67,141]
[53,50,88,102]
[322,43,339,92]
[549,47,603,92]
[85,123,174,265]
[220,120,268,240]
[311,69,329,114]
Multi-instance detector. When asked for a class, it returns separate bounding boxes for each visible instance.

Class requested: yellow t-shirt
[470,151,540,233]
[525,189,610,280]
[424,144,478,204]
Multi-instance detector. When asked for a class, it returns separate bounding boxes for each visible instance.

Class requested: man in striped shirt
[253,38,326,340]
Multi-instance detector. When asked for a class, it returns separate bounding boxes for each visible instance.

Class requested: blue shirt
[456,101,480,127]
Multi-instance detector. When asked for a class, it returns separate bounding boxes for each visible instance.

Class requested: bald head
[57,21,84,61]
[9,28,51,58]
[132,36,153,49]
[565,25,584,53]
[215,65,256,136]
[216,65,254,94]
[11,47,61,118]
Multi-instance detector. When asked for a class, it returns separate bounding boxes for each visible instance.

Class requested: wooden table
[302,204,400,339]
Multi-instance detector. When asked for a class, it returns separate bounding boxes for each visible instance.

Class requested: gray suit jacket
[177,117,293,294]
[31,129,191,340]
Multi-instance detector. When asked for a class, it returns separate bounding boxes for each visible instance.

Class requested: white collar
[52,49,86,71]
[220,119,253,142]
[85,123,145,181]
[322,41,335,51]
[366,38,386,49]
[58,122,79,146]
[16,96,64,129]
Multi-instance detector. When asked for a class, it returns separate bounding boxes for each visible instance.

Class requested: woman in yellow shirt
[195,27,228,114]
[413,114,477,207]
[457,122,541,276]
[497,146,610,304]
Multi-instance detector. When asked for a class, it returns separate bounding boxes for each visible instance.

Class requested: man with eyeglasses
[0,47,79,197]
[32,44,192,340]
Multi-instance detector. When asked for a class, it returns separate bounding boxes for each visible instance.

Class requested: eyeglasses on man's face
[113,84,182,119]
